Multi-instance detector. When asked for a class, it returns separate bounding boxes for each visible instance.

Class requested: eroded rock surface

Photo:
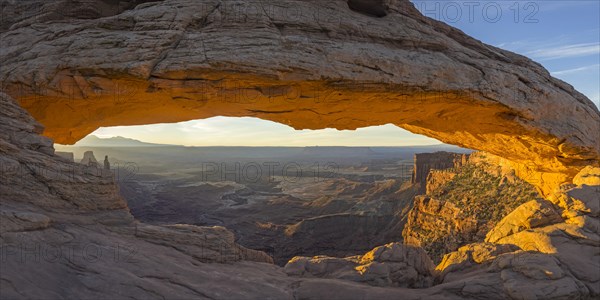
[435,170,600,298]
[403,153,541,262]
[486,199,563,243]
[412,152,467,193]
[285,242,435,288]
[80,150,98,167]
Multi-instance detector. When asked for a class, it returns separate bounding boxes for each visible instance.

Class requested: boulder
[572,166,600,186]
[485,199,563,243]
[436,242,518,283]
[285,242,434,288]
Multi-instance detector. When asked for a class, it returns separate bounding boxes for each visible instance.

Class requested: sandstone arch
[1,0,598,194]
[2,1,600,299]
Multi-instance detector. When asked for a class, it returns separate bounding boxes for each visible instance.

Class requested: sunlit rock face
[0,0,598,195]
[402,152,545,263]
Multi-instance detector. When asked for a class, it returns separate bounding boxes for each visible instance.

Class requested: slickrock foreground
[1,0,599,299]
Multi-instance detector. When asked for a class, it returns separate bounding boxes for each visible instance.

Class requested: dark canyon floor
[57,137,537,266]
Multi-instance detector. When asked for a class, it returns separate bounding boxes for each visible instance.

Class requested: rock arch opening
[53,119,543,266]
[55,119,465,265]
[10,77,597,196]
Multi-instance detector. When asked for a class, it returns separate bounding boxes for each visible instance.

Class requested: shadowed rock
[347,0,389,17]
[55,151,74,162]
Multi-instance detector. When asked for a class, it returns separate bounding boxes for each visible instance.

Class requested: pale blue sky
[91,1,599,146]
[411,0,599,106]
[92,120,441,146]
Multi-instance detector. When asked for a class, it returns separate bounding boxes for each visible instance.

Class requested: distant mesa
[411,152,469,193]
[80,150,98,167]
[73,135,167,147]
[55,151,74,162]
[300,146,378,157]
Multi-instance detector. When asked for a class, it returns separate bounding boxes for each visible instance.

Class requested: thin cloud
[536,0,599,12]
[551,64,600,76]
[527,43,600,60]
[592,93,600,106]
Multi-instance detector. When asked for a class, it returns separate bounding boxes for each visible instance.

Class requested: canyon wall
[411,152,467,193]
[403,153,549,262]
